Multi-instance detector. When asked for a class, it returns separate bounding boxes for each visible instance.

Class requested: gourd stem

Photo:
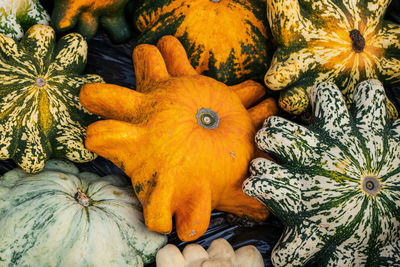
[35,77,46,88]
[349,30,365,53]
[362,176,380,195]
[75,188,91,207]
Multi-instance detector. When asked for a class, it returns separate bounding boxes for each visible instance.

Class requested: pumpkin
[51,0,132,43]
[0,24,104,173]
[156,238,264,267]
[134,0,272,85]
[0,159,167,266]
[0,0,50,40]
[243,79,400,266]
[80,35,278,241]
[265,0,400,116]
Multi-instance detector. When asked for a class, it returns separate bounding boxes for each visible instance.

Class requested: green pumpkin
[0,0,50,40]
[134,0,272,85]
[265,0,400,116]
[0,159,167,266]
[243,79,400,266]
[0,24,104,173]
[51,0,132,43]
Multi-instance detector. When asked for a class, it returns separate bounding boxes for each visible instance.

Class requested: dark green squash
[51,0,132,43]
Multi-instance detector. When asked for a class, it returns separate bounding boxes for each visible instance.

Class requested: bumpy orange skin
[80,36,277,241]
[134,0,272,85]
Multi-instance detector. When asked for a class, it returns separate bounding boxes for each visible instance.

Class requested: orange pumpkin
[80,36,278,241]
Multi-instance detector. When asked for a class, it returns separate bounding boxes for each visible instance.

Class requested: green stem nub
[362,176,380,195]
[196,108,220,129]
[75,188,91,207]
[349,30,365,53]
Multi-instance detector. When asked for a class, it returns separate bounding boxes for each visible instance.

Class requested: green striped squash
[243,79,400,266]
[134,0,272,85]
[51,0,132,43]
[0,160,167,266]
[265,0,400,116]
[0,24,104,173]
[0,0,50,40]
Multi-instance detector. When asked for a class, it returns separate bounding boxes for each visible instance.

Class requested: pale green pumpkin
[0,160,167,266]
[0,0,50,39]
[244,79,400,266]
[0,24,104,173]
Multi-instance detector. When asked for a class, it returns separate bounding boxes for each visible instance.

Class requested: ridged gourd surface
[0,160,167,266]
[265,0,400,115]
[0,0,49,39]
[244,79,400,266]
[51,0,132,43]
[0,24,104,173]
[135,0,271,85]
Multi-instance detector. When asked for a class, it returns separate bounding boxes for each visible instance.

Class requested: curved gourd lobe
[134,0,272,85]
[80,35,278,241]
[265,0,400,116]
[0,160,167,266]
[51,0,132,43]
[244,79,400,266]
[0,24,104,173]
[156,239,264,267]
[0,0,50,40]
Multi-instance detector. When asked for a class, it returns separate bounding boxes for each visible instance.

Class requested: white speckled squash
[0,24,104,173]
[0,160,167,266]
[243,79,400,266]
[0,0,50,39]
[156,238,264,267]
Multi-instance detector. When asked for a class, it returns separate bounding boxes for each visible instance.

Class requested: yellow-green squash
[265,0,400,115]
[0,24,104,173]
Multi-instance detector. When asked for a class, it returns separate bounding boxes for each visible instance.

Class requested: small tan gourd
[156,238,263,267]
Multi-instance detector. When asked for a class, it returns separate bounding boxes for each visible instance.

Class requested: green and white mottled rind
[243,79,400,266]
[0,0,50,40]
[265,0,400,115]
[0,24,104,173]
[134,0,271,85]
[0,159,167,266]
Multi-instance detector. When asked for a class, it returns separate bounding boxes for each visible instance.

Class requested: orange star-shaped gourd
[80,36,278,241]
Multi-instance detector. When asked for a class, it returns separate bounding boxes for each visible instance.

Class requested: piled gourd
[79,35,277,241]
[134,0,273,85]
[51,0,133,43]
[0,0,399,266]
[0,0,50,39]
[265,0,400,116]
[156,238,264,267]
[0,160,167,266]
[244,79,400,265]
[0,24,103,173]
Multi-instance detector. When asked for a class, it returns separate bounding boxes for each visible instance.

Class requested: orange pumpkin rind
[80,36,278,241]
